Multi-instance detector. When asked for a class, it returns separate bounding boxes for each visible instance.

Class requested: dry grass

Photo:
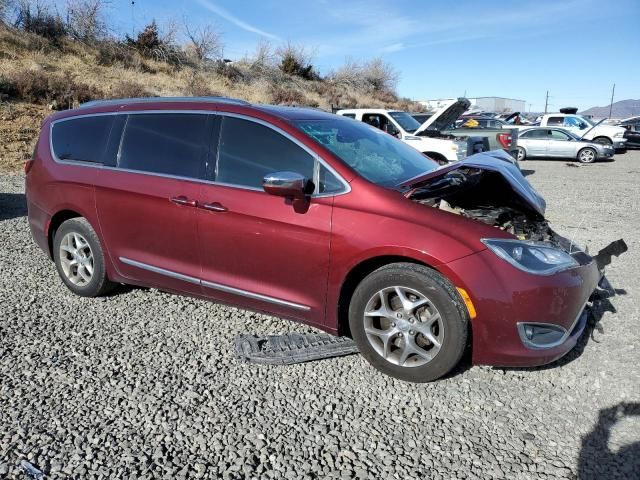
[0,25,421,172]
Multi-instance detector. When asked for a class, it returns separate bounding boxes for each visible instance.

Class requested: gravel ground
[1,152,639,479]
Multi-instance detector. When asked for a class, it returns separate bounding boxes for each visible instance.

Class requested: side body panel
[94,170,202,295]
[197,184,333,327]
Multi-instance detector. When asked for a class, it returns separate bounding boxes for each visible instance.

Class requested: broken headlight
[481,239,578,275]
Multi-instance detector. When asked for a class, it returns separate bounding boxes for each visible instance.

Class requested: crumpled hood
[400,150,547,217]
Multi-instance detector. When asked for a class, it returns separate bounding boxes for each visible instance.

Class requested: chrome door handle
[201,202,228,212]
[170,196,197,207]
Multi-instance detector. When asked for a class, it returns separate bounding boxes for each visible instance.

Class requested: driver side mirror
[263,171,313,199]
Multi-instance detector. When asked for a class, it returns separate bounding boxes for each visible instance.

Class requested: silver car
[516,127,614,163]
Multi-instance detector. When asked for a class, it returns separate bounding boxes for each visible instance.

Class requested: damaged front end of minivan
[401,150,627,270]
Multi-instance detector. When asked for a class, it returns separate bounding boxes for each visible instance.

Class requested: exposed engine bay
[407,167,573,251]
[402,152,627,267]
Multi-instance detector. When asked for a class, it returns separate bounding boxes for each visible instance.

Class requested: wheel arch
[47,210,84,258]
[337,255,431,337]
[592,135,613,144]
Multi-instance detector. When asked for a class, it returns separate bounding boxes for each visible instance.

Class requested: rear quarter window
[51,115,115,163]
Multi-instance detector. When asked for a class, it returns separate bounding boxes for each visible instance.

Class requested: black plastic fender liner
[234,333,359,365]
[593,239,628,270]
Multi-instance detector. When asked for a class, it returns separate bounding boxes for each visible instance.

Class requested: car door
[521,129,549,156]
[196,115,344,326]
[546,129,576,157]
[95,112,213,295]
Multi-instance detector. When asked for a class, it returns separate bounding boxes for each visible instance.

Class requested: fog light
[517,323,567,349]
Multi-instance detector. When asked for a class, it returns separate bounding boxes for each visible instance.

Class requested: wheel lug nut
[409,330,415,335]
[391,322,396,327]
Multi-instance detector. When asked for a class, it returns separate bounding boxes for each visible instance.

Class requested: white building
[418,97,527,113]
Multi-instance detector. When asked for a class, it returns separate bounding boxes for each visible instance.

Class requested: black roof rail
[79,96,251,108]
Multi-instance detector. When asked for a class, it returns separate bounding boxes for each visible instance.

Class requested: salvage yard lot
[1,153,639,479]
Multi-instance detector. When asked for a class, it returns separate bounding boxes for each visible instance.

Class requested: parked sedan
[26,97,626,382]
[516,127,614,163]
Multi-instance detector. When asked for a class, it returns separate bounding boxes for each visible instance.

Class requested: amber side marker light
[456,287,477,320]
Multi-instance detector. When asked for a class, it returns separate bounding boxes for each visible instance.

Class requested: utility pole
[544,90,549,114]
[608,83,616,119]
[131,1,136,37]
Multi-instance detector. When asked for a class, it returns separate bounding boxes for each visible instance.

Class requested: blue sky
[85,0,639,111]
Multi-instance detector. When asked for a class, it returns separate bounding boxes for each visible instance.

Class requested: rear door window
[118,113,211,179]
[546,117,564,126]
[216,116,315,189]
[52,115,115,163]
[521,129,547,139]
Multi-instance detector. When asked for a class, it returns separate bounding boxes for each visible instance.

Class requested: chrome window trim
[119,256,310,311]
[48,109,351,198]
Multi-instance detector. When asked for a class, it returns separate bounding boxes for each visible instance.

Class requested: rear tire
[577,147,597,163]
[348,263,468,382]
[516,146,527,161]
[53,218,115,297]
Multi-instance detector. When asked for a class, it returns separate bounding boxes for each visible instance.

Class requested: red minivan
[25,97,624,382]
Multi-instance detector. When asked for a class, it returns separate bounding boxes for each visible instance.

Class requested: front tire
[577,147,597,163]
[349,263,468,382]
[53,218,114,297]
[516,146,527,161]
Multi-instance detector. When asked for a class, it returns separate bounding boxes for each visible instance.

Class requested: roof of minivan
[59,96,339,123]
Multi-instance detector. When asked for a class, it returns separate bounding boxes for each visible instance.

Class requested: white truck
[508,113,627,150]
[336,102,469,164]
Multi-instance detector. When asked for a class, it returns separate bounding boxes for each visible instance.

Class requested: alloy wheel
[579,149,596,163]
[363,286,444,367]
[59,232,94,286]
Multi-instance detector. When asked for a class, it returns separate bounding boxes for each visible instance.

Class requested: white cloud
[195,0,281,41]
[380,42,405,53]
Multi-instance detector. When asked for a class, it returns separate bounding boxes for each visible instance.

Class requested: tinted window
[547,117,564,126]
[52,115,115,163]
[341,113,356,119]
[217,117,315,189]
[118,114,210,179]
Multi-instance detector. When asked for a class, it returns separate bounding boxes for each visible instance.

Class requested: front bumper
[613,139,627,150]
[600,146,615,158]
[439,248,602,367]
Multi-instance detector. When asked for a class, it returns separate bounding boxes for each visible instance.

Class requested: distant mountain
[581,99,640,119]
